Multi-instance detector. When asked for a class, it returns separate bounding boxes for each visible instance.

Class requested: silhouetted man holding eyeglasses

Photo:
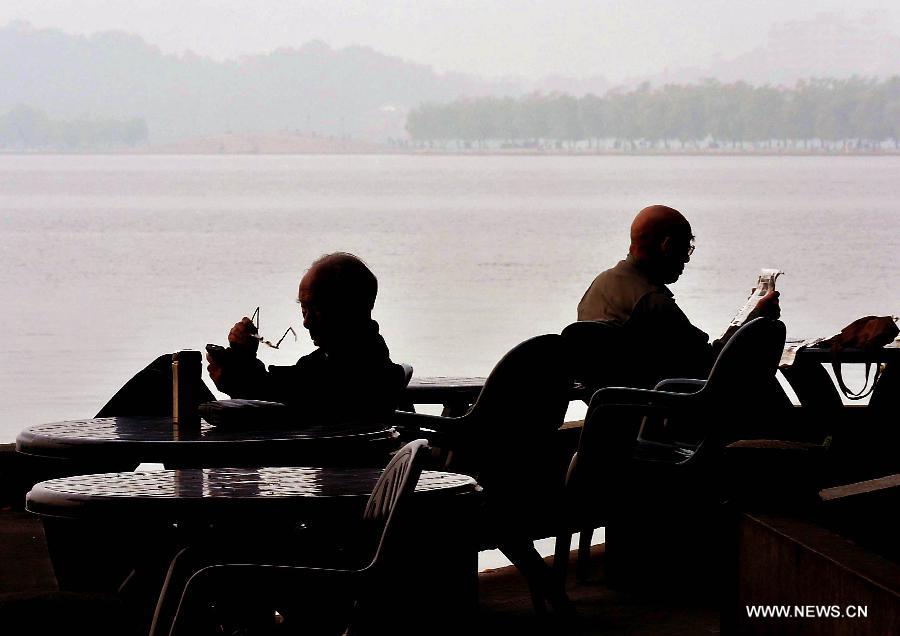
[97,253,405,422]
[577,204,780,387]
[206,252,406,419]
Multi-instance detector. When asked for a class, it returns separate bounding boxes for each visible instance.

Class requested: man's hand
[205,317,259,393]
[228,317,260,354]
[206,352,225,390]
[754,290,781,320]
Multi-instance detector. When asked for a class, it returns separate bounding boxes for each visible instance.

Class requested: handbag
[823,316,899,400]
[198,399,292,428]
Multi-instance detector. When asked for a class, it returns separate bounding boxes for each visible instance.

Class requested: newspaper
[720,268,783,340]
[780,337,825,368]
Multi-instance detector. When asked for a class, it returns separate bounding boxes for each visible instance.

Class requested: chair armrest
[652,378,707,393]
[588,386,697,411]
[390,410,465,444]
[584,386,703,450]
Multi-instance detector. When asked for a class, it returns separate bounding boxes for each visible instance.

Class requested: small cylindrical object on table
[172,350,202,434]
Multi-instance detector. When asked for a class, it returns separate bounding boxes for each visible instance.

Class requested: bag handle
[827,315,897,400]
[831,359,881,400]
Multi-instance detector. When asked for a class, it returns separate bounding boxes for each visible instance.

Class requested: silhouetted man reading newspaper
[577,204,780,388]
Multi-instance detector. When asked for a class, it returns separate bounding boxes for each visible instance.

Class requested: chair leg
[576,528,593,582]
[500,541,574,619]
[553,533,572,583]
[502,542,546,615]
[149,547,210,636]
[529,582,548,616]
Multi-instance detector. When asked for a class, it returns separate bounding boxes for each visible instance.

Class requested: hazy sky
[3,1,899,81]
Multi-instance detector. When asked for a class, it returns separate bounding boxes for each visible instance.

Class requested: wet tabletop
[17,416,392,444]
[15,415,399,467]
[26,467,478,520]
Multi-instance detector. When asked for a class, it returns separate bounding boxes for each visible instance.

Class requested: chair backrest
[467,334,570,431]
[399,363,414,388]
[363,438,429,568]
[561,321,633,396]
[393,363,416,412]
[460,334,571,494]
[703,317,786,402]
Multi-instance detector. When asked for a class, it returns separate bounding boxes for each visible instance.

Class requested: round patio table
[780,340,900,408]
[16,416,400,472]
[26,466,478,521]
[405,376,588,414]
[405,376,486,416]
[26,467,481,624]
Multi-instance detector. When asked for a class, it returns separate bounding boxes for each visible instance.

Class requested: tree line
[0,105,148,150]
[406,78,900,150]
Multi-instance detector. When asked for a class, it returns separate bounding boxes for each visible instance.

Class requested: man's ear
[659,235,673,255]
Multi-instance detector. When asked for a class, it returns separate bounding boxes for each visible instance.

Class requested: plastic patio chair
[554,317,788,584]
[392,334,574,616]
[149,438,431,636]
[561,320,632,403]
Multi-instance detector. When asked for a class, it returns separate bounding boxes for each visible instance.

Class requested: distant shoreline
[3,148,900,157]
[3,130,898,157]
[382,148,900,157]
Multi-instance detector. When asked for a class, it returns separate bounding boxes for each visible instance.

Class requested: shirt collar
[624,254,674,297]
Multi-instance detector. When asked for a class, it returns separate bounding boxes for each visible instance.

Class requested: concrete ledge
[0,509,57,595]
[733,512,900,635]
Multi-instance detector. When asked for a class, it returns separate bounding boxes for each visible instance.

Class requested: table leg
[780,362,843,408]
[870,362,899,412]
[386,492,479,632]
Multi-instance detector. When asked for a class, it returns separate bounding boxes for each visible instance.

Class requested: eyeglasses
[666,235,695,257]
[249,307,297,349]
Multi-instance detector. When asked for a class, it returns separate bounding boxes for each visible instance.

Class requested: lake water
[2,153,899,445]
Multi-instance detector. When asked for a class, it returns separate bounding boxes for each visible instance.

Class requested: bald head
[302,252,377,315]
[628,205,694,283]
[299,252,377,347]
[630,205,691,254]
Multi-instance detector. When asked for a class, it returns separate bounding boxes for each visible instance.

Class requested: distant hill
[0,21,519,143]
[0,104,147,150]
[3,16,898,146]
[641,13,900,89]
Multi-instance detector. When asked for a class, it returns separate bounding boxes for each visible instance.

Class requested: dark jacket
[222,320,405,421]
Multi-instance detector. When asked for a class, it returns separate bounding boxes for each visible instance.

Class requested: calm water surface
[2,154,899,442]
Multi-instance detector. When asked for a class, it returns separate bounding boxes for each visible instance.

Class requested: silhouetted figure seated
[98,253,405,423]
[81,254,405,630]
[206,252,406,421]
[577,204,781,388]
